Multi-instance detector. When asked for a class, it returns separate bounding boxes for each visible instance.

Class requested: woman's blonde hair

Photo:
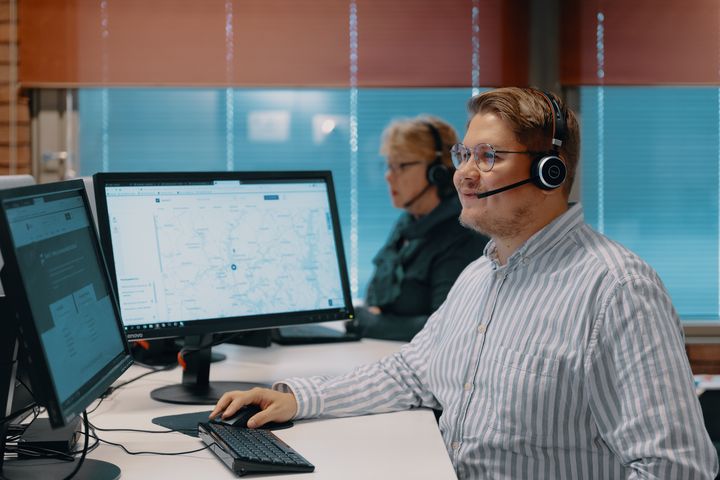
[380,115,458,171]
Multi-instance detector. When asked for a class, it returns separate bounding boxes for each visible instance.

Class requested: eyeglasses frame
[450,143,546,172]
[384,160,425,174]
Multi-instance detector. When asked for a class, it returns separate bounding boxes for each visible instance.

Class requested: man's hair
[466,87,580,196]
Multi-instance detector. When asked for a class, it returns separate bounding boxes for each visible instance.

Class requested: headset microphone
[475,178,534,199]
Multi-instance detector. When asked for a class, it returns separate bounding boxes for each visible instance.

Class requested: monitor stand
[1,458,120,480]
[0,304,121,479]
[149,334,268,405]
[131,338,226,367]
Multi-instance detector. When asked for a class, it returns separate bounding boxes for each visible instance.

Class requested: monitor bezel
[0,180,133,427]
[93,170,355,341]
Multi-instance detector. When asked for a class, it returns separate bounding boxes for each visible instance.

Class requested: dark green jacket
[357,196,488,341]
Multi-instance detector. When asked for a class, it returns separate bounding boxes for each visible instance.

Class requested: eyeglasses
[384,160,424,174]
[450,143,544,172]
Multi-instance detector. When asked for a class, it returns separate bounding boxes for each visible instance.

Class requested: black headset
[422,121,453,193]
[531,91,567,190]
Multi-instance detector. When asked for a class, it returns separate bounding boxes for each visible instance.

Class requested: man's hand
[209,387,298,429]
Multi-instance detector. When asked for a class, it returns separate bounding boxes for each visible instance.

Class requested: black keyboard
[198,422,314,476]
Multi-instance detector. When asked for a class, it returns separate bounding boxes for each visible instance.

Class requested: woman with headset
[348,115,489,341]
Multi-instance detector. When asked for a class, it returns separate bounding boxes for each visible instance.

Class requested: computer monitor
[0,175,35,297]
[0,180,133,478]
[0,175,36,425]
[93,171,354,404]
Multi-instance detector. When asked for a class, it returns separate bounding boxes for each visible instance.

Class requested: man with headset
[212,87,719,478]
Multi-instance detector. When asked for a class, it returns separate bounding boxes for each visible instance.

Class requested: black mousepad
[152,410,293,437]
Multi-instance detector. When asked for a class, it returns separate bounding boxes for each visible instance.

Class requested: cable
[3,405,40,442]
[5,364,202,467]
[0,374,39,425]
[88,420,195,435]
[13,422,100,459]
[71,424,100,455]
[105,363,176,392]
[83,419,206,456]
[84,419,207,456]
[0,402,38,424]
[62,411,89,480]
[16,375,34,398]
[85,395,107,415]
[86,363,176,415]
[89,431,210,456]
[6,444,76,462]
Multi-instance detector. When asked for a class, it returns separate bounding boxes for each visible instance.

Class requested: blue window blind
[580,87,719,320]
[78,87,473,299]
[79,86,720,321]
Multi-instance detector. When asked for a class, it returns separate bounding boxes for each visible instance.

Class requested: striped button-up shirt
[278,204,719,479]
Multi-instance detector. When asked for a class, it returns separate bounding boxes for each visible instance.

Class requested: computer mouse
[212,404,293,430]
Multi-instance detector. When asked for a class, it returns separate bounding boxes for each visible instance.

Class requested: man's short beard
[459,204,533,239]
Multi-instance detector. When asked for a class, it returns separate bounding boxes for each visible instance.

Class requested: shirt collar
[483,203,584,268]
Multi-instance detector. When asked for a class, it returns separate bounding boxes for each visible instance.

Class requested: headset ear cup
[532,156,566,190]
[427,162,452,191]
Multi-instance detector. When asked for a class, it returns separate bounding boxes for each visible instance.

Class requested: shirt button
[477,324,487,334]
[451,442,461,450]
[464,382,471,391]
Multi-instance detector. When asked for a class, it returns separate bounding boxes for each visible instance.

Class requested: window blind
[580,86,719,320]
[78,87,474,298]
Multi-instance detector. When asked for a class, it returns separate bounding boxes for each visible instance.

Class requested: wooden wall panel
[23,0,234,86]
[561,0,719,85]
[232,1,349,86]
[0,1,30,174]
[20,0,349,87]
[687,344,720,375]
[17,0,76,88]
[19,0,529,88]
[358,0,528,87]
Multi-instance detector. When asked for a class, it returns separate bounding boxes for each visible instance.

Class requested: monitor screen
[93,171,354,341]
[0,175,36,423]
[0,180,132,427]
[0,175,35,296]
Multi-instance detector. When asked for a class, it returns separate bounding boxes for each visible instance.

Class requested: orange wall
[561,0,719,85]
[1,2,30,174]
[19,0,529,88]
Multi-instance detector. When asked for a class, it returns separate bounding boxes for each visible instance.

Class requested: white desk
[86,340,457,479]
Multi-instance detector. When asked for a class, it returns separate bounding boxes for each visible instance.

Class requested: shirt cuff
[271,377,325,419]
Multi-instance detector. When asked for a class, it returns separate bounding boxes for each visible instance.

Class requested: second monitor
[93,171,354,404]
